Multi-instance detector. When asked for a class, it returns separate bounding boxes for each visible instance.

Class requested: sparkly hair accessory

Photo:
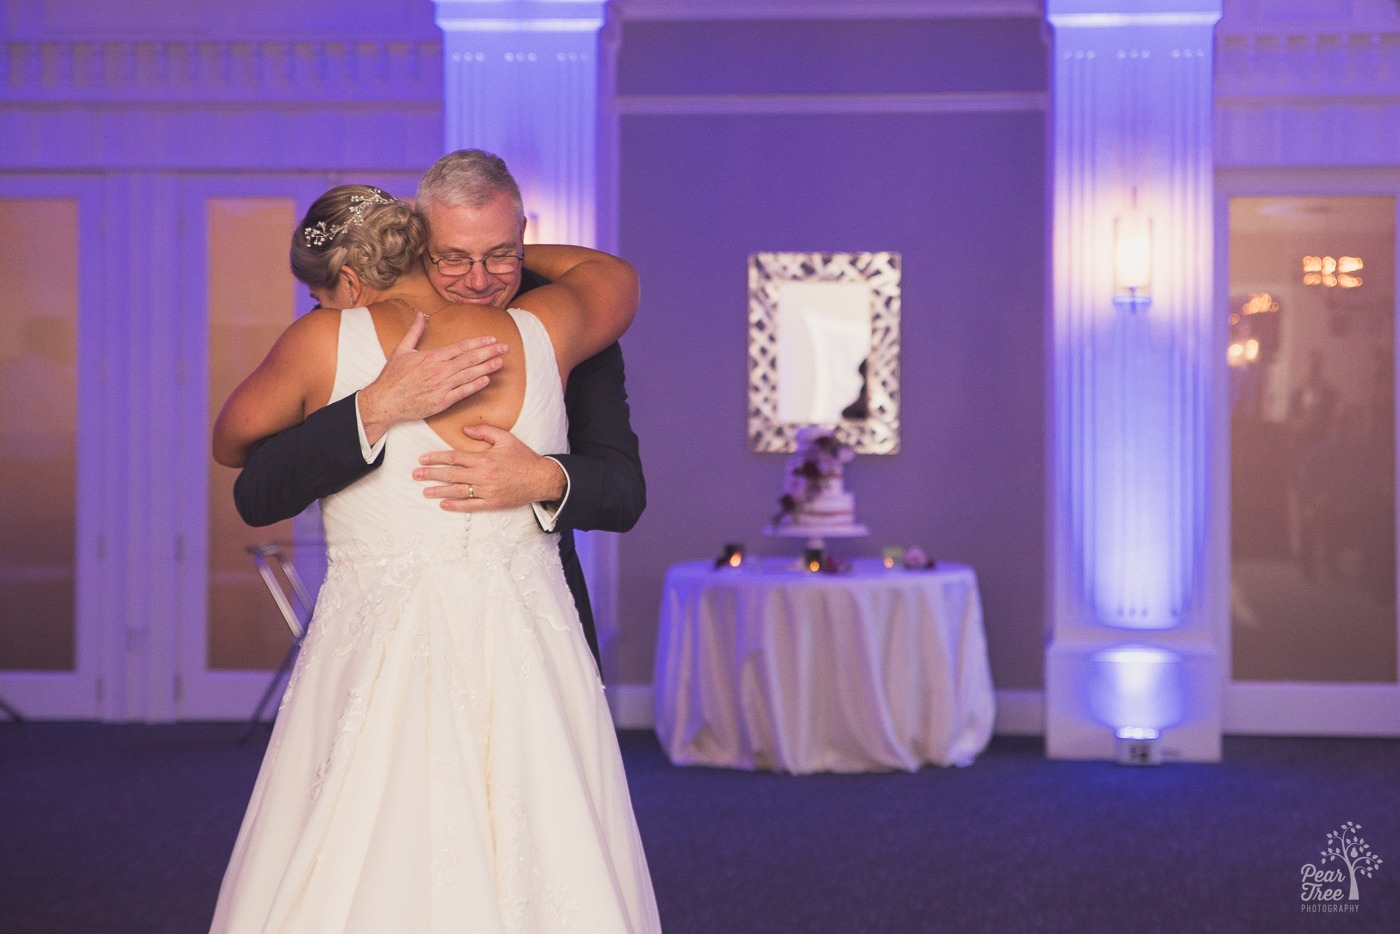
[301,187,399,248]
[346,187,397,224]
[302,220,343,248]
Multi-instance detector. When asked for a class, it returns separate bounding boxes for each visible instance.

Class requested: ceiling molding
[615,0,1043,21]
[614,90,1047,115]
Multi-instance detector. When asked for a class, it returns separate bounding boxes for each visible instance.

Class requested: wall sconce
[1113,191,1153,311]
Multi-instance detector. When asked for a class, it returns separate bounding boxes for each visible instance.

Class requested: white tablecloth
[653,558,995,773]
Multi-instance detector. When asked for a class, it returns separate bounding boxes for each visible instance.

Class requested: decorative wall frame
[747,250,901,454]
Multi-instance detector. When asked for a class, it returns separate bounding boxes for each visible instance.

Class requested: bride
[209,182,661,933]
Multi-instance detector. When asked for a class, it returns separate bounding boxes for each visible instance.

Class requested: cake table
[653,557,996,772]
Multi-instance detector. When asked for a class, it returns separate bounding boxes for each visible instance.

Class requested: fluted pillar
[431,0,623,683]
[1045,0,1224,761]
[431,0,611,247]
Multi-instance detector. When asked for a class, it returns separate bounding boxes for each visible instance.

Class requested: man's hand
[357,313,510,444]
[414,425,568,512]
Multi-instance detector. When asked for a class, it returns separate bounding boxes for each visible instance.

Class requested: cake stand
[764,523,869,552]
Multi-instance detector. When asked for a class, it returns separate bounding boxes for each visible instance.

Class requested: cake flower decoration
[773,426,855,525]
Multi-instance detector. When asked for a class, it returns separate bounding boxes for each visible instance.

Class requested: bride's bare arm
[211,310,339,468]
[517,245,639,374]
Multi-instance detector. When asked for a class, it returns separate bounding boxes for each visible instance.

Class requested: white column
[1045,0,1224,761]
[431,0,611,248]
[431,0,625,684]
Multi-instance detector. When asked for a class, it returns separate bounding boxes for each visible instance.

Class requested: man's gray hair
[416,149,525,221]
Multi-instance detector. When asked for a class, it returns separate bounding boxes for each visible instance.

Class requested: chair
[239,541,316,743]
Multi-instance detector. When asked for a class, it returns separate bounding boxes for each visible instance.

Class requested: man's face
[422,192,526,307]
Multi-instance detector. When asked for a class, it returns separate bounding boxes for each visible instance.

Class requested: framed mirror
[747,251,900,453]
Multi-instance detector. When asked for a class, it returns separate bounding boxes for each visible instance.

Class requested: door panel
[0,180,103,718]
[0,198,78,671]
[1226,192,1400,735]
[205,197,302,672]
[176,177,329,719]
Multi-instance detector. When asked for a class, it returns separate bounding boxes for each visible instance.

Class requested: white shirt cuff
[530,456,571,532]
[354,391,388,464]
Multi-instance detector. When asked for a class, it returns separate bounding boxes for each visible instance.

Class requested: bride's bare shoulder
[425,304,519,344]
[269,307,342,357]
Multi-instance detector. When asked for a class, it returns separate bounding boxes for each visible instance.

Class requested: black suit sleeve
[550,342,646,534]
[232,393,383,527]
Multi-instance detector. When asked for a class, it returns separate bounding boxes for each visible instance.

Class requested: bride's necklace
[387,296,453,321]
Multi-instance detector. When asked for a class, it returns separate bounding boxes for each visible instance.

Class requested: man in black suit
[232,150,644,668]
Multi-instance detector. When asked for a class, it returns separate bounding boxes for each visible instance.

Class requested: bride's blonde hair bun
[291,185,426,291]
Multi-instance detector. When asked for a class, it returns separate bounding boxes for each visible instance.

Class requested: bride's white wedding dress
[211,307,660,933]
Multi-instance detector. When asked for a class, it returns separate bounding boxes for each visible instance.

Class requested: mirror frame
[747,250,901,454]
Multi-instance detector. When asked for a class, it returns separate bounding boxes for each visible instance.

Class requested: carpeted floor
[2,723,1397,933]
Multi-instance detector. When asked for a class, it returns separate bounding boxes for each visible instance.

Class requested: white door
[0,176,105,718]
[170,176,324,719]
[1222,182,1400,736]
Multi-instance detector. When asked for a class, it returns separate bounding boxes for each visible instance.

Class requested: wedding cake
[774,427,860,530]
[790,476,857,529]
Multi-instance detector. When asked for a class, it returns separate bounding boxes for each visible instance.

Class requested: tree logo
[1300,821,1383,911]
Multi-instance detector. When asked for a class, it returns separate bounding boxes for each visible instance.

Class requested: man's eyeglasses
[426,250,524,277]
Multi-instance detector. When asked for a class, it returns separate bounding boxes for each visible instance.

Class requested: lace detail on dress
[491,789,578,931]
[308,686,367,804]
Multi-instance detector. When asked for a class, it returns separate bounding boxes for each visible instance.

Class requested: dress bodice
[317,306,569,556]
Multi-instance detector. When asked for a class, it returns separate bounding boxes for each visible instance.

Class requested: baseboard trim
[992,689,1045,736]
[609,683,1048,736]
